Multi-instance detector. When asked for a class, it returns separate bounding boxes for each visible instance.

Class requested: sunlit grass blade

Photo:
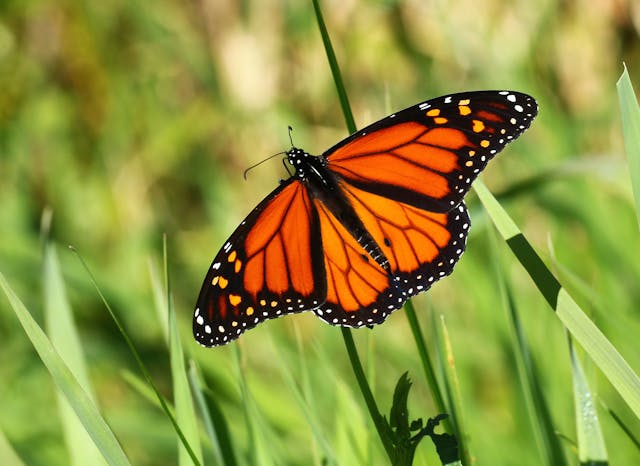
[0,426,25,466]
[435,315,470,466]
[311,0,355,133]
[0,272,131,466]
[272,338,338,465]
[157,237,203,465]
[169,295,203,465]
[70,249,202,465]
[403,301,448,416]
[148,258,169,343]
[43,243,106,466]
[616,65,640,228]
[474,179,640,419]
[599,402,640,451]
[569,339,608,464]
[233,345,281,465]
[489,230,568,466]
[188,361,237,466]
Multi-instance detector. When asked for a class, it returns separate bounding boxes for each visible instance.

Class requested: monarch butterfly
[194,91,537,347]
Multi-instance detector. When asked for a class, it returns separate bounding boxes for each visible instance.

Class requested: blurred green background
[1,0,640,465]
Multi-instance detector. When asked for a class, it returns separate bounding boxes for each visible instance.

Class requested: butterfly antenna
[288,125,294,147]
[243,151,286,180]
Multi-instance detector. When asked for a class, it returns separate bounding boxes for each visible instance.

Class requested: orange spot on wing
[418,127,469,149]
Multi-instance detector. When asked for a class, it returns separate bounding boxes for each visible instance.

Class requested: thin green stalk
[311,0,355,133]
[70,248,202,466]
[403,301,447,415]
[341,328,394,460]
[311,0,394,460]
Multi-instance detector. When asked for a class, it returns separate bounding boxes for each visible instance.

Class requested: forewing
[325,91,537,211]
[194,180,325,346]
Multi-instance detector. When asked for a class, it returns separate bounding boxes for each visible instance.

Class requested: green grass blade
[435,315,470,466]
[0,427,26,466]
[616,65,640,228]
[403,301,448,416]
[162,237,203,465]
[233,345,281,466]
[0,272,131,466]
[188,361,237,466]
[474,179,640,419]
[71,248,202,466]
[273,340,338,465]
[311,1,395,459]
[599,402,640,451]
[43,244,106,466]
[169,298,203,464]
[490,232,568,466]
[311,0,355,133]
[570,339,608,464]
[148,258,169,344]
[340,328,395,461]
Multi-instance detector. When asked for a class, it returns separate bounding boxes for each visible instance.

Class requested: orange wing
[311,198,405,327]
[310,183,469,327]
[325,91,537,212]
[194,180,325,346]
[195,91,537,346]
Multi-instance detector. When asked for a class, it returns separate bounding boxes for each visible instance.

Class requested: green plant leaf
[617,65,640,229]
[570,339,608,464]
[43,243,106,466]
[474,180,640,419]
[0,272,131,466]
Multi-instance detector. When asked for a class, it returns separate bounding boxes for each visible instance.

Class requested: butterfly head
[286,147,326,181]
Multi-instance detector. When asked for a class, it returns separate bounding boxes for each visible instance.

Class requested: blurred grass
[1,1,640,465]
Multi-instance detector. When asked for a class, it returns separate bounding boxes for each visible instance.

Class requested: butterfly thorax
[286,147,390,271]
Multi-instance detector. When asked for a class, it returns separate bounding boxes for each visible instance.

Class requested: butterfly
[194,90,537,347]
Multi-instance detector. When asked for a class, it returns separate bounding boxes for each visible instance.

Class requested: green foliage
[1,1,640,465]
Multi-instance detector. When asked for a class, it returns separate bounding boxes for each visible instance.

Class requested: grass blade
[43,244,106,465]
[616,65,640,229]
[169,298,203,465]
[570,339,608,464]
[0,272,131,466]
[161,238,203,465]
[188,361,237,466]
[311,0,355,133]
[0,427,25,466]
[474,179,640,419]
[70,248,202,466]
[490,231,568,466]
[435,315,471,466]
[311,1,396,460]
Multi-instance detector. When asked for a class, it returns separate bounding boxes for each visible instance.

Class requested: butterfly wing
[325,91,538,212]
[310,197,405,327]
[312,91,536,321]
[195,91,537,344]
[194,179,326,346]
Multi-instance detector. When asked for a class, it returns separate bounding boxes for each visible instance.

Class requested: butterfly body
[194,91,537,347]
[288,148,391,271]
